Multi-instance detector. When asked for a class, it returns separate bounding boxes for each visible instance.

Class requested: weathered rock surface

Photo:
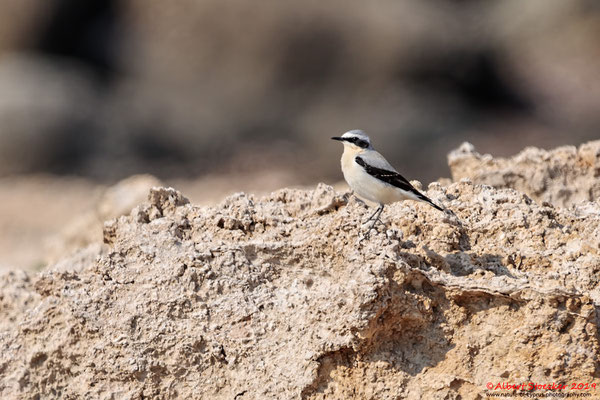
[448,140,600,208]
[0,271,39,334]
[43,174,163,267]
[1,177,599,398]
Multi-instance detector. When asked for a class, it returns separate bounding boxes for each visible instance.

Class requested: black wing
[355,156,443,211]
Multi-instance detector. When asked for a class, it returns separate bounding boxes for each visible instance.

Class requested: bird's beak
[331,137,344,141]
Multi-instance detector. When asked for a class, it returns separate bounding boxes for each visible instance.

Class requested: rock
[448,140,600,208]
[97,175,165,221]
[43,174,163,266]
[0,270,39,334]
[0,179,598,399]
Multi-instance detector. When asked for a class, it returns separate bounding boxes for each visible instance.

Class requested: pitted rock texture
[448,140,600,208]
[0,271,39,334]
[0,183,599,399]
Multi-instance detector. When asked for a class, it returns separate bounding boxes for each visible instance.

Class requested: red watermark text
[486,381,596,391]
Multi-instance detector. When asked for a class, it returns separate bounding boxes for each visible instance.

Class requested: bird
[331,129,443,235]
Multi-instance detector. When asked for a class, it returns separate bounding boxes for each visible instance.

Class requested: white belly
[343,159,414,205]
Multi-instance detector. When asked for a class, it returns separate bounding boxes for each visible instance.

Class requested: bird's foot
[366,216,384,232]
[360,219,387,241]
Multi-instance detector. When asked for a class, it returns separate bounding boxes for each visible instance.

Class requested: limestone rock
[0,271,39,334]
[0,180,598,399]
[43,174,162,266]
[448,140,600,208]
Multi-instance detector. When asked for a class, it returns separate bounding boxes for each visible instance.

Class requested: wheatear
[332,130,443,235]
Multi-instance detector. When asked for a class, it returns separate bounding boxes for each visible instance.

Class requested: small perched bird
[332,129,443,235]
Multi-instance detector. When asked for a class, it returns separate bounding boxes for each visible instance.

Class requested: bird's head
[331,130,372,150]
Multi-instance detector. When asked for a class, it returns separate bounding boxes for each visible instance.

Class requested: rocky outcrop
[448,140,600,208]
[43,174,163,267]
[1,177,598,398]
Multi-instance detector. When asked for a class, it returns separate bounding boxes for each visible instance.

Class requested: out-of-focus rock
[3,1,600,181]
[1,179,598,398]
[448,140,600,208]
[43,174,162,266]
[0,0,42,54]
[97,174,164,221]
[493,0,600,128]
[0,175,101,271]
[0,54,98,175]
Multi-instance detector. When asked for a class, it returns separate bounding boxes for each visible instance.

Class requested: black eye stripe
[345,137,369,148]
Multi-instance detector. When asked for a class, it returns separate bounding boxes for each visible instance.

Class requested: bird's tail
[416,192,444,212]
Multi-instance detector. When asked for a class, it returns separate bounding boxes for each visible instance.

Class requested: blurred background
[1,0,599,269]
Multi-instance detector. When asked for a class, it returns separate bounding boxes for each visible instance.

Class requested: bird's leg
[363,204,385,238]
[370,205,384,229]
[374,209,386,227]
[365,205,382,223]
